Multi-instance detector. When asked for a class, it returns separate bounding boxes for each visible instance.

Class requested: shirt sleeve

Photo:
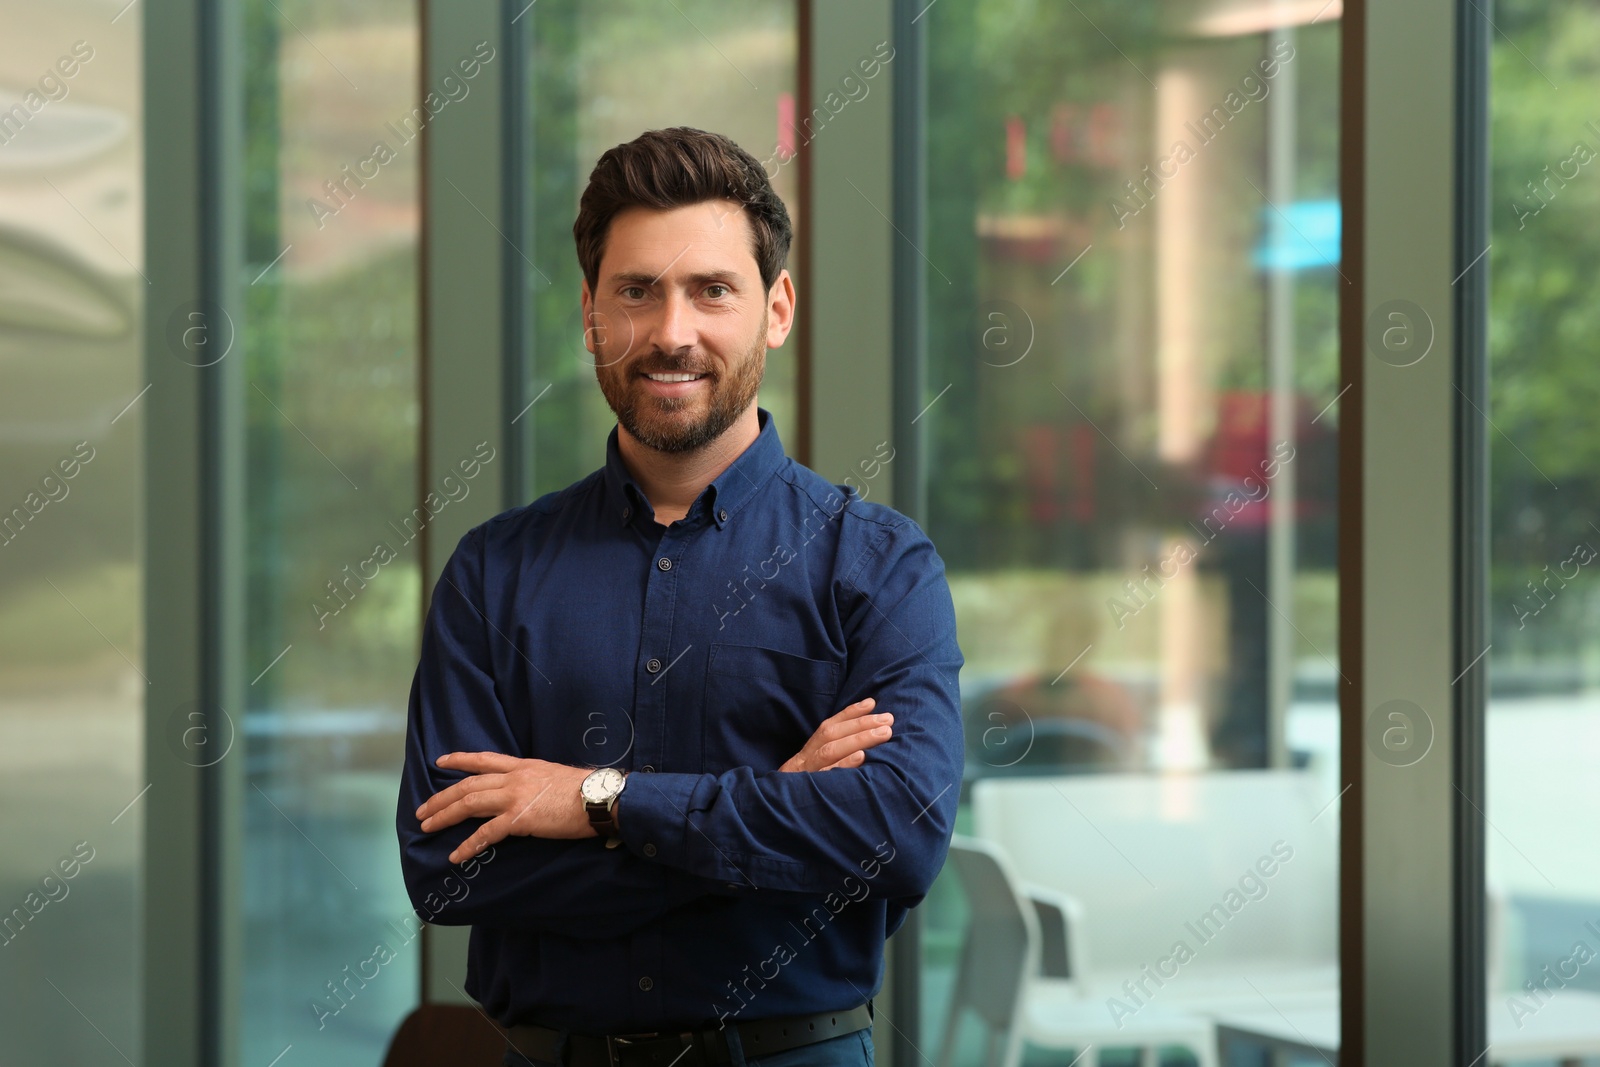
[614,518,965,902]
[396,524,738,936]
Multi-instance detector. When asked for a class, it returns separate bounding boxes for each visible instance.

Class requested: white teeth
[645,373,705,382]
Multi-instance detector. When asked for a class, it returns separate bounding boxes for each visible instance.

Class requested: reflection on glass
[240,1,421,1063]
[1486,1,1600,1057]
[518,0,798,500]
[0,3,142,1063]
[919,2,1341,1062]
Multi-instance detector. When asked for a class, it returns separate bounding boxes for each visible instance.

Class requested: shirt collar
[603,406,786,530]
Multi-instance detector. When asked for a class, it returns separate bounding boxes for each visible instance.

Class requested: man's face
[582,199,793,454]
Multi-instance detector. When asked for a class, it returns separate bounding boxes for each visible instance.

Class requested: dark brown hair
[573,127,792,295]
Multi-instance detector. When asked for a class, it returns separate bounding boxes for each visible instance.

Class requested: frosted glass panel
[0,3,144,1063]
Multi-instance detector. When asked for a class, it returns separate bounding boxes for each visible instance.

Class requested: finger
[825,697,876,724]
[807,712,889,756]
[419,772,506,815]
[819,749,868,772]
[449,814,511,864]
[782,703,888,773]
[420,788,511,833]
[820,713,894,750]
[819,706,891,742]
[815,721,893,765]
[812,700,875,740]
[415,773,507,821]
[436,751,523,774]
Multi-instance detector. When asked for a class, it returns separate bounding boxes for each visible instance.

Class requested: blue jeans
[502,1024,873,1067]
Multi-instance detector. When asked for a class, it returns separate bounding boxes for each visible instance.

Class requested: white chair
[970,771,1600,1065]
[972,770,1341,1014]
[937,835,1218,1067]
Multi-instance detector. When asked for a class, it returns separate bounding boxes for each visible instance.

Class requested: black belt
[501,1000,873,1067]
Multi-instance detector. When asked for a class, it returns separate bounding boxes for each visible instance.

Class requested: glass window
[516,0,799,500]
[239,1,422,1063]
[918,2,1343,1062]
[1486,0,1600,1051]
[0,3,142,1062]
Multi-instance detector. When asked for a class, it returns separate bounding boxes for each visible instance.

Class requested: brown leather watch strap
[585,795,621,844]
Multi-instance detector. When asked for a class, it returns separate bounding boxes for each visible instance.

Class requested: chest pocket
[703,642,844,772]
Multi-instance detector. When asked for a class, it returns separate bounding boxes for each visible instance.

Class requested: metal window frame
[887,3,928,1066]
[805,1,899,499]
[1340,0,1488,1061]
[1453,0,1491,1056]
[143,0,247,1064]
[417,0,515,1005]
[805,1,909,1058]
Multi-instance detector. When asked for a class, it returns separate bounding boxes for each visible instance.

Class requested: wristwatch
[581,767,628,848]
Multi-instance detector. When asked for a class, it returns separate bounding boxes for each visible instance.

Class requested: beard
[594,306,767,455]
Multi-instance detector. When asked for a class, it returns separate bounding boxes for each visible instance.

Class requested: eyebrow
[608,269,744,288]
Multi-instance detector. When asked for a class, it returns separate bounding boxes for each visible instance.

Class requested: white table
[1207,988,1600,1065]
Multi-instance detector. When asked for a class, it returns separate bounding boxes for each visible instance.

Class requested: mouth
[637,370,711,398]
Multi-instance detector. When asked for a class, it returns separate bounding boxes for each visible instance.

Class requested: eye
[705,284,729,299]
[621,286,647,300]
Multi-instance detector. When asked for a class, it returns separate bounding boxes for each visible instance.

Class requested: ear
[765,269,796,349]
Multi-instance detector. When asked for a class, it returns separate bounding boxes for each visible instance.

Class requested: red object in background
[1205,390,1274,530]
[1204,389,1336,529]
[777,92,795,160]
[1211,391,1271,483]
[1006,115,1026,180]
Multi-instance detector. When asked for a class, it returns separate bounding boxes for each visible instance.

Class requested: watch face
[581,766,625,803]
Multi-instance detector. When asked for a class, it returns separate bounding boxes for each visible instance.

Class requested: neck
[617,405,761,523]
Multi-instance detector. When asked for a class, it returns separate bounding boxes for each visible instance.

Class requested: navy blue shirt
[396,406,964,1033]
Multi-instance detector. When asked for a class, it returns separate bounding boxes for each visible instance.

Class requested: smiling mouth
[641,371,708,383]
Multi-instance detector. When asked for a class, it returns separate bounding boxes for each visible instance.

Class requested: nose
[648,288,697,356]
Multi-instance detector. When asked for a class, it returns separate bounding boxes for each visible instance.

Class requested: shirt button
[622,506,631,520]
[639,976,653,991]
[646,658,661,673]
[643,843,657,857]
[657,556,672,571]
[718,508,729,522]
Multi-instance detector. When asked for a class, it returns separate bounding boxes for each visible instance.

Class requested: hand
[780,697,893,772]
[415,753,593,863]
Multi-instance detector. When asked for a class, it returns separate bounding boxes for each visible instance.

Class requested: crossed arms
[395,521,964,934]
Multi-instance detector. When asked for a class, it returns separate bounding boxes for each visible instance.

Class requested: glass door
[916,2,1344,1062]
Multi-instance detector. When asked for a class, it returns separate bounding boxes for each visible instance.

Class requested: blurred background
[2,1,1597,1065]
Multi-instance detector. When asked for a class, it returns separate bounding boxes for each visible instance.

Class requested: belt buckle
[605,1030,697,1067]
[604,1032,641,1067]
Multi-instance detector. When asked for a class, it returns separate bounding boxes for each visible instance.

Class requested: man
[397,127,964,1067]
